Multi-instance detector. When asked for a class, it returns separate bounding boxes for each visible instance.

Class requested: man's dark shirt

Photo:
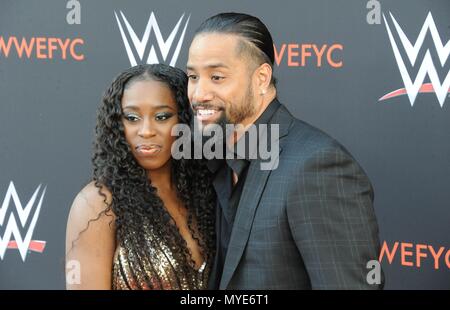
[207,100,279,287]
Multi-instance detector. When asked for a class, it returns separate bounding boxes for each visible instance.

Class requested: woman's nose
[137,118,156,138]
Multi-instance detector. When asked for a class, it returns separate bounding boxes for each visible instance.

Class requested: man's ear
[255,63,272,95]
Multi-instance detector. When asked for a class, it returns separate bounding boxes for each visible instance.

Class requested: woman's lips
[135,144,162,156]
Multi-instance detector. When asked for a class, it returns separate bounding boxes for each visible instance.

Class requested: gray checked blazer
[210,99,383,290]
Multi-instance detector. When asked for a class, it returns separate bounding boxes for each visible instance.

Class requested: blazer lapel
[207,162,229,289]
[219,160,272,289]
[219,102,293,289]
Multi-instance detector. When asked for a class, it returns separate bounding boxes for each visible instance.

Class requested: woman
[65,64,216,290]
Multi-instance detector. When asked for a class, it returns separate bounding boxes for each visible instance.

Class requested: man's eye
[124,114,140,122]
[211,75,224,81]
[155,112,173,121]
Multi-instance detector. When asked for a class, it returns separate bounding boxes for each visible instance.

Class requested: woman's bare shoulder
[67,181,115,235]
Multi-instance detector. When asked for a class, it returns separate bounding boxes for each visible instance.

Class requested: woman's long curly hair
[92,64,216,288]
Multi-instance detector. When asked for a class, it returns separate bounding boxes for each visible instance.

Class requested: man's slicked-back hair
[194,12,277,87]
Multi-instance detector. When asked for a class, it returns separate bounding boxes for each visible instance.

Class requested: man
[186,12,383,289]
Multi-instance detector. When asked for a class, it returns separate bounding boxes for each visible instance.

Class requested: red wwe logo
[0,181,47,261]
[380,12,450,107]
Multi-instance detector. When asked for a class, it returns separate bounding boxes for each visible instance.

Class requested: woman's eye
[188,75,198,81]
[155,113,173,121]
[124,114,140,122]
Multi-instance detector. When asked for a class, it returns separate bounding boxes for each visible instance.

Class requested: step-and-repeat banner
[0,0,449,289]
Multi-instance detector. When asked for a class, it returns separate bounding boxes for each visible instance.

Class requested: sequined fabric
[112,221,210,290]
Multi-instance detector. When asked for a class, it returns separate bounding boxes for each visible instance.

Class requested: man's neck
[231,88,277,144]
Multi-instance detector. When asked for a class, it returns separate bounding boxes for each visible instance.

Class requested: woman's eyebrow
[122,104,175,111]
[122,105,139,110]
[153,104,176,111]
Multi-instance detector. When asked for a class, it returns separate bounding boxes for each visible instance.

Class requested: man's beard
[217,85,257,148]
[225,83,257,125]
[191,84,257,147]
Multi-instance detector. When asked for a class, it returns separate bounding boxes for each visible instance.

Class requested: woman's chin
[137,158,171,173]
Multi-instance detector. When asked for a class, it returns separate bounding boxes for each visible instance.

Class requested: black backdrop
[0,0,449,289]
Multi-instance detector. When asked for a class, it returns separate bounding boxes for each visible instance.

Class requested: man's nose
[191,80,214,103]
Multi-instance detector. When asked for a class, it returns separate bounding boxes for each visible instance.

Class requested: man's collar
[229,98,280,161]
[253,98,280,127]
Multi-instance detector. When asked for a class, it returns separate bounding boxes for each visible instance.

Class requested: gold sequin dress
[111,222,210,290]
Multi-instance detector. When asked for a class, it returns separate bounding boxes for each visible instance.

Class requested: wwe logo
[0,181,47,261]
[380,12,450,107]
[114,11,190,66]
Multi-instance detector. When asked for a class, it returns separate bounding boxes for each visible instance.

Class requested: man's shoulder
[276,110,370,182]
[278,107,344,154]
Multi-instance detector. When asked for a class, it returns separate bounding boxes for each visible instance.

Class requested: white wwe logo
[114,11,190,66]
[0,181,47,262]
[381,12,450,107]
